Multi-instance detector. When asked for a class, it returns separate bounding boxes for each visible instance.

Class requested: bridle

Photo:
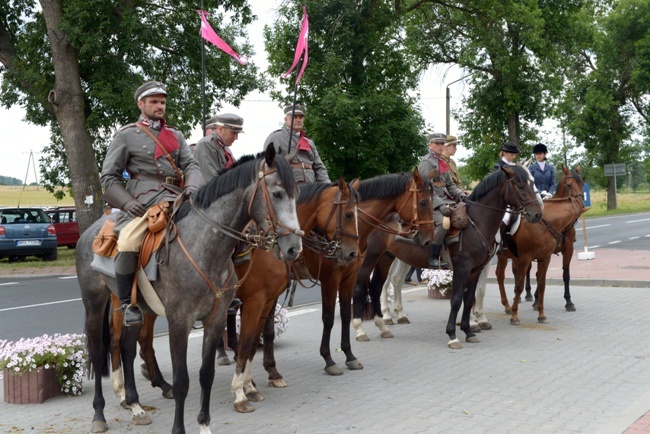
[465,175,539,218]
[356,177,434,240]
[302,186,360,259]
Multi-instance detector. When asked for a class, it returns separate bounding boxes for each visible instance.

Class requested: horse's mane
[175,153,295,221]
[297,181,336,205]
[357,173,411,201]
[468,165,529,202]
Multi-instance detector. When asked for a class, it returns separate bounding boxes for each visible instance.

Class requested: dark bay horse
[256,169,435,385]
[116,178,361,413]
[78,148,303,434]
[353,165,543,348]
[495,166,585,325]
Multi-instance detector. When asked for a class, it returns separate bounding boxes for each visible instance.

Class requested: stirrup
[122,303,143,327]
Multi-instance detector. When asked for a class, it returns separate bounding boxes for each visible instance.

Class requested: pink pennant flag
[197,10,247,66]
[283,6,309,84]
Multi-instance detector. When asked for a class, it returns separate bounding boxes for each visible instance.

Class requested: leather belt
[433,181,446,187]
[131,173,180,186]
[291,163,313,170]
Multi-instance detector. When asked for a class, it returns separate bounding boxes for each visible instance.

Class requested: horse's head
[312,177,360,265]
[501,165,543,223]
[556,165,585,201]
[248,146,303,262]
[396,168,434,247]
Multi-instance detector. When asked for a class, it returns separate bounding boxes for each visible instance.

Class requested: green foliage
[0,176,23,186]
[265,0,426,179]
[0,0,264,193]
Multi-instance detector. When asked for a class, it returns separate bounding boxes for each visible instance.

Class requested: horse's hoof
[447,339,462,349]
[470,323,480,333]
[525,295,533,302]
[234,400,255,413]
[267,378,287,388]
[355,334,370,342]
[505,308,512,315]
[510,318,520,325]
[384,318,395,325]
[120,399,129,410]
[346,359,364,370]
[466,336,481,344]
[479,322,492,330]
[380,330,394,338]
[132,413,152,425]
[532,304,539,311]
[140,363,150,381]
[90,420,109,433]
[566,303,576,312]
[162,387,173,399]
[217,356,231,366]
[324,364,344,376]
[246,391,265,402]
[538,317,549,324]
[397,316,410,324]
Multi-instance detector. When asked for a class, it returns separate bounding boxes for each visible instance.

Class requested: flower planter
[428,286,451,300]
[3,366,63,404]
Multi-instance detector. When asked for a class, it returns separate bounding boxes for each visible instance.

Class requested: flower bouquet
[0,333,86,396]
[235,303,290,344]
[422,269,453,298]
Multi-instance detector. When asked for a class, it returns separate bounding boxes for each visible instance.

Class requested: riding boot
[228,297,242,315]
[114,251,143,327]
[427,244,449,269]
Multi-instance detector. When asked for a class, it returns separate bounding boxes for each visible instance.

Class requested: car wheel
[43,249,58,261]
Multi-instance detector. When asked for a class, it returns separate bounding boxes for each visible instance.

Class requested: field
[0,185,75,207]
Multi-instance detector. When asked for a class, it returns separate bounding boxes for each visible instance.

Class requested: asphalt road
[1,212,648,343]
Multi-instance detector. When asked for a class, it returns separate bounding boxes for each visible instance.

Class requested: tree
[402,0,593,180]
[264,0,426,180]
[0,0,262,231]
[561,0,650,208]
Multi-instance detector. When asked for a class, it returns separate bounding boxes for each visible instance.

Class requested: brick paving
[1,248,648,433]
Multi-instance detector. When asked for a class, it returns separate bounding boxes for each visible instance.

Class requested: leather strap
[136,123,185,189]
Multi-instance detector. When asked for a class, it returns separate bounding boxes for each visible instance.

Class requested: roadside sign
[603,163,626,176]
[583,183,591,207]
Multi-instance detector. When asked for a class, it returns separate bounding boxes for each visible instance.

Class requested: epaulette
[118,123,138,131]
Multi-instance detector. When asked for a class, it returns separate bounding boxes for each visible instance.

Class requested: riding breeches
[433,211,448,246]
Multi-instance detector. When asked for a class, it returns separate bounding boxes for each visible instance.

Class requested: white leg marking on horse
[130,402,146,417]
[351,318,368,339]
[232,370,247,404]
[242,361,258,396]
[199,424,212,434]
[111,367,125,402]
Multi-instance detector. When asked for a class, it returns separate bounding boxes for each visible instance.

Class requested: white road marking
[589,245,600,249]
[608,240,621,245]
[0,298,81,312]
[626,218,650,223]
[58,276,77,280]
[0,282,19,286]
[575,224,610,231]
[288,308,319,317]
[629,237,639,240]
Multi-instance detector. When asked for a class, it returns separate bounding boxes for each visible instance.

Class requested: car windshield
[0,208,51,224]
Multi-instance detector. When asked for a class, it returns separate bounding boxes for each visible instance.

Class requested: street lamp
[445,72,477,135]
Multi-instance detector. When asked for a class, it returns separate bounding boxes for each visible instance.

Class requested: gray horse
[77,147,302,434]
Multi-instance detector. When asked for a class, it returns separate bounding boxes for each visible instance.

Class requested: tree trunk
[39,0,103,233]
[607,175,617,210]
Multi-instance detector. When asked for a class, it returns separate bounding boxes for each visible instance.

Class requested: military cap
[428,132,447,144]
[445,135,458,145]
[134,80,167,101]
[533,143,548,154]
[213,113,244,133]
[205,115,219,129]
[283,104,306,116]
[500,142,521,154]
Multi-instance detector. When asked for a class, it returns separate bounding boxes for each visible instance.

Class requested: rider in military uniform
[101,80,204,326]
[193,113,244,179]
[263,104,331,185]
[442,135,462,187]
[418,133,466,269]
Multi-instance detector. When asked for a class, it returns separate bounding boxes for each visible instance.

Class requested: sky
[0,0,468,183]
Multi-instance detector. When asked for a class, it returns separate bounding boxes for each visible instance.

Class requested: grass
[0,185,74,207]
[0,246,77,271]
[584,190,650,217]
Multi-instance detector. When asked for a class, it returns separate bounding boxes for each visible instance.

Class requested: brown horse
[108,178,360,408]
[496,166,585,324]
[352,165,544,348]
[253,169,435,396]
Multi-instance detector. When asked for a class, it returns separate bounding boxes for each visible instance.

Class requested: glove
[439,205,452,217]
[541,190,553,200]
[458,194,468,202]
[183,185,199,198]
[183,171,205,199]
[124,199,146,218]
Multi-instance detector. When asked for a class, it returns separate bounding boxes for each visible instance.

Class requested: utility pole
[445,71,477,135]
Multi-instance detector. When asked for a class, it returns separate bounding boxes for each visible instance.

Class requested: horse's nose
[347,250,358,261]
[421,239,431,248]
[285,245,301,261]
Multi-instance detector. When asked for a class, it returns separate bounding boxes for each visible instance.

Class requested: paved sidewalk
[2,276,650,433]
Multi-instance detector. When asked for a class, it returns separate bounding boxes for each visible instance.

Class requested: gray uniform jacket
[418,151,464,210]
[193,132,234,180]
[101,122,200,229]
[263,126,330,184]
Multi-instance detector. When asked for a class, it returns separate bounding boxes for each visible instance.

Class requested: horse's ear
[338,176,348,196]
[501,165,515,178]
[562,165,570,176]
[350,178,361,190]
[575,164,582,175]
[265,143,276,167]
[522,158,531,168]
[413,167,422,183]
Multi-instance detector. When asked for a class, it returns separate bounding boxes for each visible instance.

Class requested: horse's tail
[85,299,112,380]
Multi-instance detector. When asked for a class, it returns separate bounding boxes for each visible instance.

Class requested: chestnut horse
[495,166,585,324]
[352,165,543,348]
[109,178,360,412]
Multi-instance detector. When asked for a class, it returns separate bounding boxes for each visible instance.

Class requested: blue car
[0,207,58,261]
